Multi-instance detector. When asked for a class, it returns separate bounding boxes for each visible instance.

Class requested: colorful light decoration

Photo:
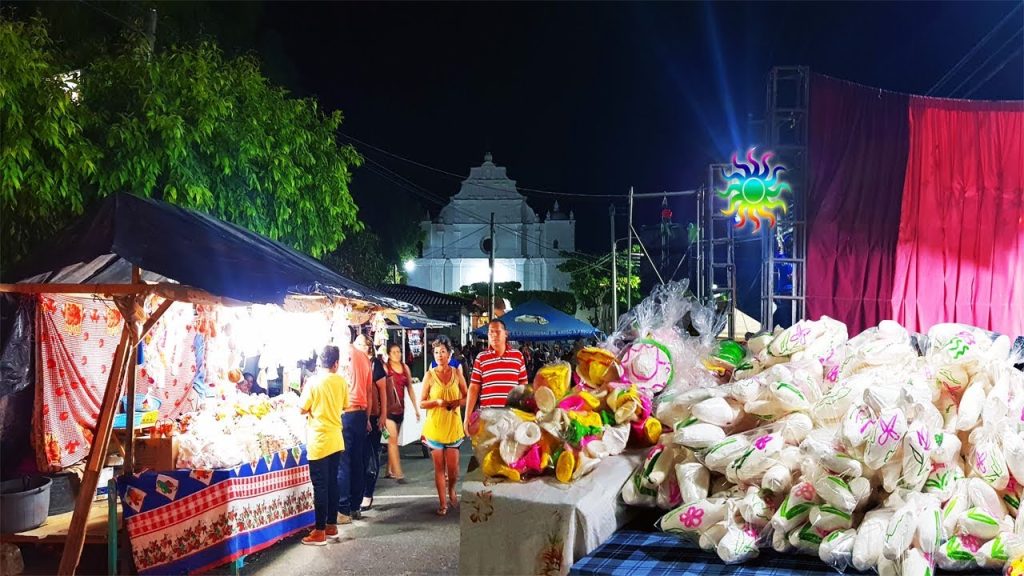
[717,148,790,230]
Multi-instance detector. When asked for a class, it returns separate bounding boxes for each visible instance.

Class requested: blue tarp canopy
[12,193,421,312]
[472,300,600,342]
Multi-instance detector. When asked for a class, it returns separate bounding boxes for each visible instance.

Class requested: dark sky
[11,1,1023,306]
[252,1,1023,253]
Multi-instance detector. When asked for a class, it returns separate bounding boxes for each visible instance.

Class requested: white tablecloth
[459,451,643,576]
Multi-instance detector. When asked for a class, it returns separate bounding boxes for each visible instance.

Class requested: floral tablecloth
[117,446,313,575]
[459,450,644,576]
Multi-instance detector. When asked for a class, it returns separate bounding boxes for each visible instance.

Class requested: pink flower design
[960,534,981,553]
[878,415,900,446]
[957,331,976,345]
[1008,475,1019,493]
[754,435,773,450]
[790,325,811,345]
[975,451,988,474]
[916,430,932,451]
[826,365,839,383]
[680,506,704,528]
[794,482,816,501]
[743,524,760,540]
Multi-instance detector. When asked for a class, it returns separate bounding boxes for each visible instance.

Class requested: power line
[960,40,1024,98]
[341,132,627,200]
[75,0,146,35]
[954,33,1019,97]
[926,3,1023,96]
[948,28,1024,98]
[361,157,603,262]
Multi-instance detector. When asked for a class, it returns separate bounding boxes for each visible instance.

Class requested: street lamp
[403,259,416,273]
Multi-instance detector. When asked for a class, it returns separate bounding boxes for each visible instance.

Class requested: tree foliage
[0,18,99,268]
[0,16,362,271]
[558,251,641,313]
[321,228,391,287]
[456,281,523,304]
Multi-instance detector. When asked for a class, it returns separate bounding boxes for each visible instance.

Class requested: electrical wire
[341,132,627,200]
[948,28,1024,98]
[926,2,1022,96]
[961,43,1024,98]
[360,157,603,262]
[75,0,146,36]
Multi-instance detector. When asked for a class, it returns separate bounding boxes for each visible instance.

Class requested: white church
[407,153,575,294]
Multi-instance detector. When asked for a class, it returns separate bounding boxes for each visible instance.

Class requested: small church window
[553,240,559,249]
[480,238,493,254]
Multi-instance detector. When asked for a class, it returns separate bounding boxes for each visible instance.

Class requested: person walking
[361,351,389,511]
[337,334,373,524]
[420,336,467,516]
[382,343,419,482]
[464,319,528,424]
[299,345,348,546]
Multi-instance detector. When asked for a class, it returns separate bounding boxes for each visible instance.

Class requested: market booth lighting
[0,193,422,575]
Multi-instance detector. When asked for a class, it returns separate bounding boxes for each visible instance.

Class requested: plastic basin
[0,476,52,533]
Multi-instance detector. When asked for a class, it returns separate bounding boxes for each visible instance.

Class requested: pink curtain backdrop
[806,75,909,334]
[892,97,1024,336]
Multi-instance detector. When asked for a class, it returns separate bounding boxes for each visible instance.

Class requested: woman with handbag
[383,343,420,482]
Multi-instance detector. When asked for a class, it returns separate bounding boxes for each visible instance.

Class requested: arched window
[480,237,493,254]
[552,240,560,250]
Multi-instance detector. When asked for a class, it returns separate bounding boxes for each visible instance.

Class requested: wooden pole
[58,323,132,575]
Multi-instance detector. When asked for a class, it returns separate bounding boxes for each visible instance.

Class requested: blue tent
[472,300,601,342]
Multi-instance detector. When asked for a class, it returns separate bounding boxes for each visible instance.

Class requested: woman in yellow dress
[420,336,468,516]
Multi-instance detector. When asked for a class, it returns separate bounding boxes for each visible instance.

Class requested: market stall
[0,193,421,575]
[470,300,602,342]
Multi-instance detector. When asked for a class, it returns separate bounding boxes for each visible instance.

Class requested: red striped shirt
[470,348,528,408]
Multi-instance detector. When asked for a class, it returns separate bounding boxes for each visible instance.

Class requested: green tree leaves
[1,17,362,272]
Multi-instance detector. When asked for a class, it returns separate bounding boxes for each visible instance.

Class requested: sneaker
[337,513,353,525]
[301,529,327,546]
[352,509,363,520]
[325,524,340,540]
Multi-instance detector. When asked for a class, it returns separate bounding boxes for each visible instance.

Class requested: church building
[407,154,575,294]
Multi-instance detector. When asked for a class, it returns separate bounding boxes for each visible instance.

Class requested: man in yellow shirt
[299,345,348,546]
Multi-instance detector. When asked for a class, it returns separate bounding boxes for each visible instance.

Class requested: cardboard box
[133,437,178,471]
[94,467,115,501]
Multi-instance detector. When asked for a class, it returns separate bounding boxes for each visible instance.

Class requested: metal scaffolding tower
[761,65,810,331]
[702,165,738,339]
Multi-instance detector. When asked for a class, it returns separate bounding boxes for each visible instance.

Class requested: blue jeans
[308,450,341,530]
[364,418,383,499]
[338,410,367,516]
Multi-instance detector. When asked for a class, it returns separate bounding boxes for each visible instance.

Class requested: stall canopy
[472,300,601,341]
[10,192,421,313]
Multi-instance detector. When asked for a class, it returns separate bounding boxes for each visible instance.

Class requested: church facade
[407,154,575,294]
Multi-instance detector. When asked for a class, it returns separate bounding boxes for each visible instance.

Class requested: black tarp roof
[13,193,421,312]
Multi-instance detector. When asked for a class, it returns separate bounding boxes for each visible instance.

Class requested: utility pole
[610,204,618,330]
[145,8,158,56]
[488,212,496,320]
[627,187,634,310]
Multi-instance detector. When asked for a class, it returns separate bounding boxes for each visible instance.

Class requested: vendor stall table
[570,530,858,576]
[459,450,643,576]
[117,445,313,575]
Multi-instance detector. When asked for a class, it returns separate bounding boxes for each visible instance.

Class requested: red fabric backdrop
[806,75,910,334]
[34,295,201,471]
[892,98,1024,336]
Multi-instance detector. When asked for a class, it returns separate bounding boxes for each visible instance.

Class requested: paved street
[218,442,472,576]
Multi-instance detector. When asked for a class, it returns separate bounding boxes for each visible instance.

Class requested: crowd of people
[297,318,531,546]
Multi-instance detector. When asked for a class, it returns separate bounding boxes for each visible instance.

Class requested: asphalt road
[217,442,472,576]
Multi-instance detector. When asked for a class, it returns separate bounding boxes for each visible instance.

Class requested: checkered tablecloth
[569,530,851,576]
[117,446,314,575]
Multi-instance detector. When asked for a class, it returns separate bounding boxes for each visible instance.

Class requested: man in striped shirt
[464,318,528,430]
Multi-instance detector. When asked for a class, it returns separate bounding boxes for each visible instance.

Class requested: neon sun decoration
[717,148,790,230]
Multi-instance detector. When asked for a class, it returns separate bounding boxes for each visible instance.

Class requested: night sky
[254,2,1023,249]
[11,1,1024,306]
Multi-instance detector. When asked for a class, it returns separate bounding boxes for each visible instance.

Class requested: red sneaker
[301,529,327,546]
[325,524,340,540]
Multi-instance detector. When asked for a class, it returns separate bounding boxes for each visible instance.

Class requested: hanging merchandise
[409,330,423,357]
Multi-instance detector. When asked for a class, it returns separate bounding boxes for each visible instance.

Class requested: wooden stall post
[58,323,133,575]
